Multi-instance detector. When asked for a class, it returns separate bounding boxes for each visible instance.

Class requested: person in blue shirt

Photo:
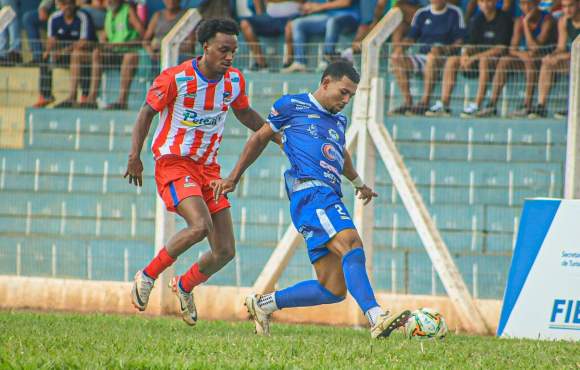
[212,61,411,338]
[389,0,466,115]
[281,0,361,73]
[33,0,96,108]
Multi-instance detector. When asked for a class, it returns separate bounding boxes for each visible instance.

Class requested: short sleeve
[451,8,466,42]
[231,71,250,110]
[146,69,177,112]
[407,11,422,40]
[47,14,56,37]
[78,10,95,40]
[267,97,291,133]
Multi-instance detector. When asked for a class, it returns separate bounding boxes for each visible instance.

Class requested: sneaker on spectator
[340,47,354,63]
[460,102,479,118]
[409,103,430,116]
[554,110,568,119]
[388,104,412,116]
[510,105,531,118]
[281,61,307,73]
[475,104,497,117]
[528,104,547,119]
[32,95,55,108]
[425,101,451,117]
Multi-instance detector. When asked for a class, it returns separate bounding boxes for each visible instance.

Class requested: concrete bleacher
[0,70,568,299]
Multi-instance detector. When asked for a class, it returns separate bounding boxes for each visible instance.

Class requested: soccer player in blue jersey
[212,61,411,338]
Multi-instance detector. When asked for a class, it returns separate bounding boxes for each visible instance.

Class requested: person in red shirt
[125,18,278,325]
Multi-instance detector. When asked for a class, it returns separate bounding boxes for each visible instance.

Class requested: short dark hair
[321,60,360,84]
[196,18,240,45]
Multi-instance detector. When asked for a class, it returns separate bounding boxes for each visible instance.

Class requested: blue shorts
[290,186,356,264]
[243,15,291,37]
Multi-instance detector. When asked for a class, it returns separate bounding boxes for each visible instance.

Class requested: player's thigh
[206,207,235,256]
[326,228,363,257]
[176,196,213,231]
[313,252,346,297]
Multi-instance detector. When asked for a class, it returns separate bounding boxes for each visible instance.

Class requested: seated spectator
[426,0,513,116]
[82,0,145,110]
[465,0,514,21]
[0,0,22,65]
[33,0,96,108]
[389,0,466,115]
[23,0,55,65]
[82,0,107,30]
[282,0,360,73]
[142,0,186,63]
[346,0,380,55]
[239,0,301,71]
[476,0,555,117]
[529,0,579,118]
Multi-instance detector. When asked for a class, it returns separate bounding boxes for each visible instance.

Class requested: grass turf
[0,310,578,369]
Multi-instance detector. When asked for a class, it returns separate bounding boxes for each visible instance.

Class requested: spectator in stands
[82,0,107,30]
[529,0,579,118]
[239,0,301,71]
[465,0,514,21]
[0,0,23,65]
[23,0,55,65]
[82,0,145,110]
[344,0,380,56]
[389,0,466,115]
[476,0,555,117]
[426,0,513,117]
[281,0,361,73]
[142,0,186,63]
[33,0,96,108]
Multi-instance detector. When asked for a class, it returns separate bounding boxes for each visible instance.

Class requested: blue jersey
[48,9,96,42]
[408,4,466,53]
[267,93,348,198]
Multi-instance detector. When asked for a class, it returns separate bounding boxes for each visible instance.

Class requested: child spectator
[389,0,466,115]
[426,0,513,116]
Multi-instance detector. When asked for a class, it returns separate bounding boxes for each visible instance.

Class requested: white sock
[365,306,384,327]
[257,292,278,314]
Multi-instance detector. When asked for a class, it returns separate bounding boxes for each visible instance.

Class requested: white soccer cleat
[131,270,155,311]
[370,309,412,339]
[245,294,271,336]
[169,276,197,326]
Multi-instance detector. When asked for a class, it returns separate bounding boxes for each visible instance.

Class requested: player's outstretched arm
[233,107,282,145]
[211,124,276,200]
[343,150,378,205]
[124,103,157,187]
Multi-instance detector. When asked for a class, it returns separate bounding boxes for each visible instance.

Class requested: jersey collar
[308,93,336,115]
[192,57,223,84]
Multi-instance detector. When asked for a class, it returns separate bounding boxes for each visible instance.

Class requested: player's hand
[356,185,378,205]
[210,178,237,203]
[302,2,321,14]
[124,154,143,187]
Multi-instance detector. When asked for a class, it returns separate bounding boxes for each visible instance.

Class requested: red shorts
[154,155,230,214]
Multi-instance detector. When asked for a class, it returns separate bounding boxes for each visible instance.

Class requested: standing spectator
[239,0,302,71]
[82,0,145,110]
[282,0,361,73]
[529,0,579,118]
[389,0,466,115]
[476,0,555,117]
[426,0,513,116]
[142,0,186,63]
[0,0,22,65]
[23,0,54,65]
[32,0,96,108]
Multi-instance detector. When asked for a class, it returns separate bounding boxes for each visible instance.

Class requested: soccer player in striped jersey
[212,61,411,338]
[126,18,277,325]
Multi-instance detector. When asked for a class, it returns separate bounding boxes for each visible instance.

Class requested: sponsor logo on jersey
[184,176,197,188]
[298,226,314,240]
[320,160,340,178]
[328,128,339,142]
[308,114,320,119]
[180,109,221,127]
[291,99,311,110]
[323,171,339,184]
[231,77,240,83]
[270,107,279,117]
[184,92,196,98]
[176,76,195,84]
[223,91,232,103]
[321,143,340,162]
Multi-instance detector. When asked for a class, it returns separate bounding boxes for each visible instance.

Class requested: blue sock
[342,248,379,313]
[274,280,344,309]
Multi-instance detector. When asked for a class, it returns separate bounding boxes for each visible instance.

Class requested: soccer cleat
[370,309,412,339]
[245,294,271,336]
[169,276,197,326]
[131,270,155,311]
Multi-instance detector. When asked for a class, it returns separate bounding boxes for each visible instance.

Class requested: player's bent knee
[215,246,235,264]
[185,221,213,242]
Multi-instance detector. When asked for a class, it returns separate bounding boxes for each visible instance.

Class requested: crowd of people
[0,0,578,115]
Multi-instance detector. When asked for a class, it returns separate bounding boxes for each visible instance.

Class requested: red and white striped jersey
[146,58,250,164]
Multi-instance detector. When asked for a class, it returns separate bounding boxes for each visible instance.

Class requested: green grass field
[0,310,578,369]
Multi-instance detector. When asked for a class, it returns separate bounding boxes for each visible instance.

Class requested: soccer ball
[403,308,448,339]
